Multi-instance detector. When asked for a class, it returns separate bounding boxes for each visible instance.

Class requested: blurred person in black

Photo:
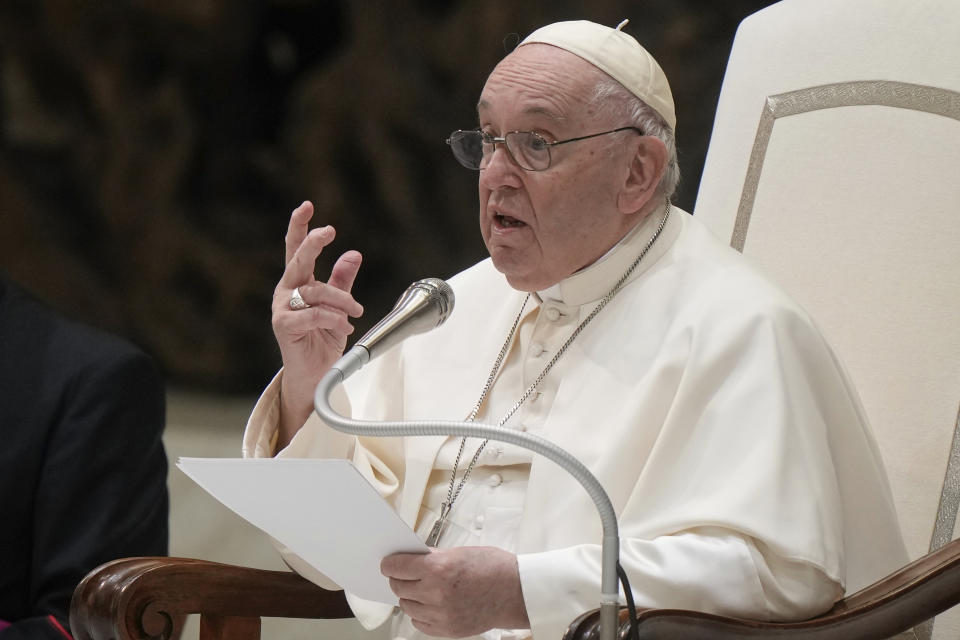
[0,272,168,639]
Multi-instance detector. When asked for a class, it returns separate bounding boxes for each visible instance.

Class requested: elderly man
[243,20,907,640]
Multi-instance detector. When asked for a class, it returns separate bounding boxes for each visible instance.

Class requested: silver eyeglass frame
[446,126,643,171]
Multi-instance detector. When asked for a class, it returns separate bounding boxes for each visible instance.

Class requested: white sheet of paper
[177,457,428,604]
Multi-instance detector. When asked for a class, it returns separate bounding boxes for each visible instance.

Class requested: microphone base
[600,601,620,640]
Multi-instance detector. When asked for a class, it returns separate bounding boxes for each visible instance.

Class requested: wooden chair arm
[72,539,960,640]
[69,557,353,640]
[563,538,960,639]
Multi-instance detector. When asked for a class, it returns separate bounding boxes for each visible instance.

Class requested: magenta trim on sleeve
[47,615,73,639]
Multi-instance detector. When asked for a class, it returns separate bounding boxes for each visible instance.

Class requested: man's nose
[478,143,523,190]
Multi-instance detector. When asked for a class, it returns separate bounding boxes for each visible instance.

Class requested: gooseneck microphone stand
[314,345,622,640]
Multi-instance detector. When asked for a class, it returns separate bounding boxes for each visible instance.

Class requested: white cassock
[243,205,908,640]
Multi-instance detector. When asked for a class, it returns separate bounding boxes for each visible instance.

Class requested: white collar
[535,203,683,307]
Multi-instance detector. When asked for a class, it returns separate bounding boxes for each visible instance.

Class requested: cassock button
[488,473,503,487]
[545,307,561,321]
[530,342,545,357]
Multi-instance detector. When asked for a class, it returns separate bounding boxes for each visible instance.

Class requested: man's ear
[617,136,668,214]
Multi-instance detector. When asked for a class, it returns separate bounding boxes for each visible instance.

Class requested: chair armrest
[563,538,960,639]
[70,557,354,640]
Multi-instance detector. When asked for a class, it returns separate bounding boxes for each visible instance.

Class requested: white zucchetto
[519,19,677,131]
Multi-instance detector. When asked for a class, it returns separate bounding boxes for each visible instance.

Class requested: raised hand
[272,201,364,448]
[381,546,530,637]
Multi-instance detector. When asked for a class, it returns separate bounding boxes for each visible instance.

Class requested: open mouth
[495,213,526,228]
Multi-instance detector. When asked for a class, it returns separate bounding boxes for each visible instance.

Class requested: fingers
[280,225,338,290]
[276,303,357,338]
[294,279,364,318]
[389,577,427,603]
[280,199,363,298]
[328,250,363,294]
[409,618,445,638]
[273,205,364,352]
[284,201,314,267]
[398,598,441,628]
[381,551,433,581]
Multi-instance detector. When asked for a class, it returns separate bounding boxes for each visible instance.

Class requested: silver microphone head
[355,278,455,360]
[406,277,455,325]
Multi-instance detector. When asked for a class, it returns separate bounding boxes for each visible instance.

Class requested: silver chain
[434,199,672,541]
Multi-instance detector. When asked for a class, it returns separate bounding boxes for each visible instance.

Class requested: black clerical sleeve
[0,277,169,638]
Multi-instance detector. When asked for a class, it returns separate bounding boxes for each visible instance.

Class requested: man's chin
[492,261,554,293]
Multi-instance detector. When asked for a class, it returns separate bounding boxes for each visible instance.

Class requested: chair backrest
[691,0,960,637]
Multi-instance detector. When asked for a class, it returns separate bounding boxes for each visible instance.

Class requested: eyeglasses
[445,126,642,171]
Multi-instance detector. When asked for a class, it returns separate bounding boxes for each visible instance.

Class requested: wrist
[501,557,531,630]
[277,379,313,452]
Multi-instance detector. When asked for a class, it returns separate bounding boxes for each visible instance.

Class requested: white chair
[693,0,960,637]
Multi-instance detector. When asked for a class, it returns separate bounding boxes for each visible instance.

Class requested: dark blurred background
[0,0,773,394]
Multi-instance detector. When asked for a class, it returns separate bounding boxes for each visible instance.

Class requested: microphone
[314,277,622,640]
[355,277,455,363]
[327,277,455,383]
